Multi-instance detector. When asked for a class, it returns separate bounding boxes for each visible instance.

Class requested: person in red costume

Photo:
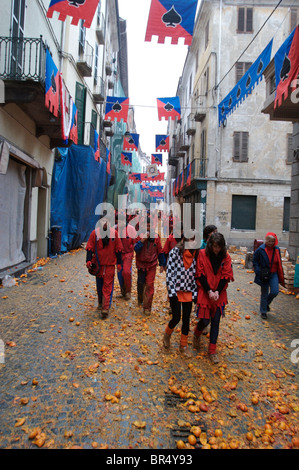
[193,232,234,364]
[253,232,285,320]
[86,216,123,318]
[117,213,137,300]
[134,218,166,315]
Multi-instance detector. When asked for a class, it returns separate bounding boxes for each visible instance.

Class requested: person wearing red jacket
[253,232,285,319]
[117,215,137,300]
[86,217,123,318]
[194,232,234,364]
[134,218,166,315]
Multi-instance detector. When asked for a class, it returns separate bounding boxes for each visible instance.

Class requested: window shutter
[75,82,86,145]
[234,132,241,161]
[246,8,253,33]
[241,132,249,161]
[234,132,248,162]
[238,8,245,32]
[287,134,293,163]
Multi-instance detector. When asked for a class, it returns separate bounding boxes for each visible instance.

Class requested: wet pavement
[0,247,298,450]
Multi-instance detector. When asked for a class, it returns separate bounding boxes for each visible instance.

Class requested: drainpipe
[215,0,222,179]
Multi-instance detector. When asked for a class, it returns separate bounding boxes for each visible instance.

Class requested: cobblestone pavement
[0,248,298,450]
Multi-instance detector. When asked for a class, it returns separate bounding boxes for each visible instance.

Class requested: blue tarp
[51,145,108,253]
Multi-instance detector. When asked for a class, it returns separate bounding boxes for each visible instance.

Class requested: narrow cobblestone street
[0,247,298,450]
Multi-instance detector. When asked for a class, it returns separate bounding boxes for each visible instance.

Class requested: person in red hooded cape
[253,232,285,320]
[193,232,234,364]
[86,216,123,318]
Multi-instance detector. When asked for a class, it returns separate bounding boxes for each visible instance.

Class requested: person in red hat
[253,232,285,319]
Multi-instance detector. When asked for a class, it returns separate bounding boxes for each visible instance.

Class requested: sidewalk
[0,248,298,449]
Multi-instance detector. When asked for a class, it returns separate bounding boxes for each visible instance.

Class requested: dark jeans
[260,272,279,314]
[168,296,193,336]
[196,307,222,344]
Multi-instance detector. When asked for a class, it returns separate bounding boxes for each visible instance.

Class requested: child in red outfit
[117,216,137,300]
[134,219,166,315]
[86,217,123,318]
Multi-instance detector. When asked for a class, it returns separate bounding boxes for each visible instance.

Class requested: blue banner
[218,39,273,126]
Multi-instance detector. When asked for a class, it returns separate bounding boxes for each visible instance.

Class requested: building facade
[0,0,136,276]
[168,0,296,250]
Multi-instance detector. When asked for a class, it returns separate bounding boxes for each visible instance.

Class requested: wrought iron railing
[0,36,46,82]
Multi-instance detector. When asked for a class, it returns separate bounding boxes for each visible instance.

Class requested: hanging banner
[129,172,165,183]
[145,0,198,45]
[186,162,191,186]
[45,49,59,117]
[94,130,100,161]
[59,73,73,141]
[274,25,299,109]
[218,39,273,126]
[106,148,111,174]
[157,96,181,120]
[121,151,132,166]
[69,102,78,144]
[151,153,163,166]
[105,96,129,123]
[47,0,99,28]
[180,171,184,191]
[123,133,139,151]
[147,164,159,177]
[155,134,170,152]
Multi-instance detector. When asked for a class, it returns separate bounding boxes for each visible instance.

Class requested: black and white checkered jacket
[166,246,197,301]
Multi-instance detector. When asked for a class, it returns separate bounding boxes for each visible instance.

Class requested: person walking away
[163,235,198,356]
[253,232,285,320]
[193,233,234,364]
[134,218,166,315]
[117,215,137,300]
[86,217,123,318]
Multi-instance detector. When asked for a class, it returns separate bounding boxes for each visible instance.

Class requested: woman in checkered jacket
[163,234,198,356]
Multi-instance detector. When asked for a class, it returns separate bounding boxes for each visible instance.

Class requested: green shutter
[75,82,86,145]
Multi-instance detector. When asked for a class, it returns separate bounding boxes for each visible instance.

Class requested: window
[233,132,249,162]
[287,134,293,164]
[231,195,257,230]
[283,197,290,232]
[94,43,99,84]
[11,0,26,77]
[79,19,86,55]
[237,7,253,33]
[235,62,252,84]
[290,8,298,32]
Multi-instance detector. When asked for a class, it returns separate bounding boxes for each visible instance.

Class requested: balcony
[103,120,114,137]
[107,78,114,89]
[77,40,93,77]
[0,36,71,148]
[262,58,299,122]
[179,133,190,151]
[186,114,196,136]
[93,76,105,104]
[105,62,112,76]
[96,12,106,45]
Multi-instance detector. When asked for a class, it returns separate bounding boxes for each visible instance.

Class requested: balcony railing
[96,12,106,45]
[77,39,93,77]
[0,36,74,148]
[93,76,105,103]
[0,36,46,82]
